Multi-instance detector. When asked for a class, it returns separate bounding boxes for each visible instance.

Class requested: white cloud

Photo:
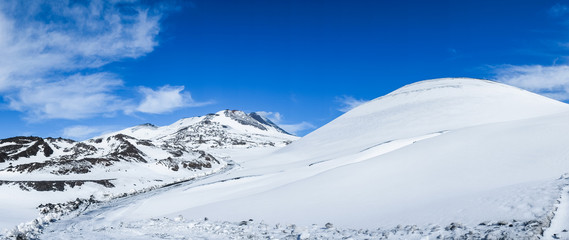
[137,85,212,114]
[6,73,131,120]
[494,65,569,101]
[270,112,282,123]
[490,3,569,102]
[0,1,161,86]
[0,0,204,120]
[336,95,368,112]
[254,111,282,123]
[62,126,102,140]
[279,122,316,136]
[62,125,119,140]
[549,4,569,17]
[254,111,316,135]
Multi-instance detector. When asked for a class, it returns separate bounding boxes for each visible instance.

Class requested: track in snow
[37,132,449,238]
[5,160,238,239]
[543,185,569,240]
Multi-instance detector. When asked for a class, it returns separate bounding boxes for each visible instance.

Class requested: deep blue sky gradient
[2,0,569,138]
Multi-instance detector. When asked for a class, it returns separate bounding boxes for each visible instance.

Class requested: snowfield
[3,78,569,239]
[0,110,296,237]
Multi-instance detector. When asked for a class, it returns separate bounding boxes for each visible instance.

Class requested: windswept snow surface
[543,184,569,240]
[0,110,296,235]
[25,78,569,238]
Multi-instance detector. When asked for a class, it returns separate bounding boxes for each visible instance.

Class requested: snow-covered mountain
[5,78,569,239]
[0,110,294,178]
[0,110,296,233]
[28,78,569,240]
[106,109,292,148]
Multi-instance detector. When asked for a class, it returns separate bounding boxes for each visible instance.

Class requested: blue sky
[1,0,569,139]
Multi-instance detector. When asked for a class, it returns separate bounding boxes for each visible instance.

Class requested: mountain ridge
[0,109,297,192]
[281,77,569,159]
[94,78,569,233]
[4,78,569,239]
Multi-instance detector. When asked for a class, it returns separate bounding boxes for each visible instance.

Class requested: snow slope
[35,78,569,239]
[543,184,569,240]
[281,78,569,162]
[0,110,297,234]
[107,110,291,143]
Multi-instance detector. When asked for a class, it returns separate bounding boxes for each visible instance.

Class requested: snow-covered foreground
[5,78,569,239]
[40,214,554,239]
[31,170,569,240]
[543,183,569,240]
[0,110,296,237]
[0,162,227,232]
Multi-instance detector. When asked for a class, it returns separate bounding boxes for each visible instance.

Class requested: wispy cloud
[549,3,569,17]
[137,85,212,114]
[62,125,119,140]
[279,122,316,136]
[0,0,161,75]
[336,95,368,112]
[254,111,315,135]
[494,65,569,100]
[491,3,569,101]
[0,0,205,121]
[6,73,131,120]
[254,111,282,123]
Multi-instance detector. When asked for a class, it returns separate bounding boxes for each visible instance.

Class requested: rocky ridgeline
[161,111,293,149]
[7,216,550,240]
[0,110,296,192]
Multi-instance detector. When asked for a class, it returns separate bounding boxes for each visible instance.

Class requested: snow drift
[0,110,297,232]
[67,78,569,233]
[6,78,569,239]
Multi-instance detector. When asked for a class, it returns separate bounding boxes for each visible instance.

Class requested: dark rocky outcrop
[0,110,294,184]
[223,110,268,131]
[0,179,115,191]
[0,136,55,161]
[9,158,119,175]
[0,152,8,163]
[249,112,290,135]
[108,134,147,162]
[157,150,219,171]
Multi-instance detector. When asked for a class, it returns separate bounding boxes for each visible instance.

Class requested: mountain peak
[287,78,569,158]
[386,78,519,97]
[137,123,158,128]
[213,110,290,135]
[0,109,297,193]
[248,112,290,135]
[348,77,568,121]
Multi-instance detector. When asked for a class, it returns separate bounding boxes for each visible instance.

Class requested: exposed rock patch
[0,179,115,191]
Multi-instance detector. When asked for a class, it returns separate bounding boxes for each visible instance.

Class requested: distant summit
[0,110,297,192]
[247,112,290,135]
[4,79,569,239]
[147,78,569,233]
